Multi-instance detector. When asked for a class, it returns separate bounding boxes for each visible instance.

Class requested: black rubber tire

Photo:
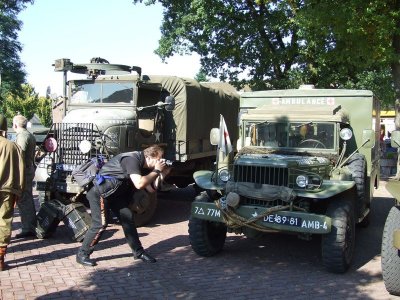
[188,191,227,257]
[381,206,400,296]
[129,190,158,227]
[321,198,355,273]
[347,153,370,226]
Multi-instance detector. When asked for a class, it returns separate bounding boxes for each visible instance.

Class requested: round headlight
[79,140,92,154]
[296,175,308,188]
[340,128,353,141]
[219,169,230,182]
[44,137,58,152]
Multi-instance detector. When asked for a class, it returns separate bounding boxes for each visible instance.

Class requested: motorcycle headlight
[218,169,231,182]
[296,175,308,188]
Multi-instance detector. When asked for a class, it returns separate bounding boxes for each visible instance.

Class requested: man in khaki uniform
[0,114,25,271]
[13,115,37,238]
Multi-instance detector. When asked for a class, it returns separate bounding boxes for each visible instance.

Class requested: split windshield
[70,81,135,104]
[244,121,335,150]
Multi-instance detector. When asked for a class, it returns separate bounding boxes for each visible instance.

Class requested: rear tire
[321,198,355,273]
[381,206,400,296]
[188,192,227,256]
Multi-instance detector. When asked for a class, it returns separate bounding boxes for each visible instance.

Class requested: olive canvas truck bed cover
[136,75,239,162]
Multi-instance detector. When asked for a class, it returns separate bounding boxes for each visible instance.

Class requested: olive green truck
[189,86,380,273]
[34,58,239,230]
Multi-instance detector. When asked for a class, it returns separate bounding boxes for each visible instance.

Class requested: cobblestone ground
[0,181,399,300]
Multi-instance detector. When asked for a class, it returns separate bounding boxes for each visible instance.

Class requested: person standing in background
[13,114,37,238]
[0,114,25,271]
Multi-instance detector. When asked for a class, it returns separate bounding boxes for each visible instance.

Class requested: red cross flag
[219,114,233,160]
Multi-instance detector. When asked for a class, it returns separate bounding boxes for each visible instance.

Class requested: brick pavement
[0,182,399,300]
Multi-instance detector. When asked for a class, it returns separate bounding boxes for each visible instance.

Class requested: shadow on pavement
[9,185,396,299]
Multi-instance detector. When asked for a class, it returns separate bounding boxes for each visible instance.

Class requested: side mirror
[164,95,175,111]
[362,129,375,149]
[391,130,400,148]
[210,128,220,145]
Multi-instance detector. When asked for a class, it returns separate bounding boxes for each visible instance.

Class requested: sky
[18,0,201,96]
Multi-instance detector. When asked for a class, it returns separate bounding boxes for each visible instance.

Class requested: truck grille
[233,165,289,186]
[52,123,100,165]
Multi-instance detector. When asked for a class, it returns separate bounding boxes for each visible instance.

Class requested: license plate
[263,213,302,227]
[55,163,77,171]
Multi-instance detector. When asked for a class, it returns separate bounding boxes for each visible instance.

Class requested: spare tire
[346,153,370,226]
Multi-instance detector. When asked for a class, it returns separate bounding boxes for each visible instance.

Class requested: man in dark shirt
[76,145,169,266]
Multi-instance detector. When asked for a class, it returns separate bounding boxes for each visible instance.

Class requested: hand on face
[154,158,167,171]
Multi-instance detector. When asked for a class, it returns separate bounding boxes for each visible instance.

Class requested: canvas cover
[138,75,240,145]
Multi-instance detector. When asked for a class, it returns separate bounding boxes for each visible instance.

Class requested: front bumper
[191,201,332,234]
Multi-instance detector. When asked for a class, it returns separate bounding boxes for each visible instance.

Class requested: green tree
[0,0,33,108]
[297,0,399,106]
[36,96,52,127]
[194,70,208,82]
[3,83,38,121]
[134,0,303,90]
[134,0,399,105]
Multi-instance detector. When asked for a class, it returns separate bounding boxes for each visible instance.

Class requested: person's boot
[76,250,95,266]
[0,246,7,271]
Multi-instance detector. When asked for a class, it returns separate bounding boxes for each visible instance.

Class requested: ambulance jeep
[189,86,380,273]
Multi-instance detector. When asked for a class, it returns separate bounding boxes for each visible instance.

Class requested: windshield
[70,81,135,104]
[244,121,335,150]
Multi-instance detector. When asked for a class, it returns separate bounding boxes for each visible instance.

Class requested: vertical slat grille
[233,164,289,186]
[53,123,97,164]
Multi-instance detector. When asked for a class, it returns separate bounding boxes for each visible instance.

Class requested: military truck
[35,58,239,227]
[381,130,400,296]
[189,86,380,273]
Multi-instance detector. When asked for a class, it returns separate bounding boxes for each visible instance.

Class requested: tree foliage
[134,0,400,106]
[36,96,52,127]
[0,0,33,106]
[194,70,208,82]
[3,83,38,121]
[298,0,400,106]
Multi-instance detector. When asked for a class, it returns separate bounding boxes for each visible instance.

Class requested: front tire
[347,153,370,226]
[188,192,227,256]
[381,206,400,296]
[322,198,355,273]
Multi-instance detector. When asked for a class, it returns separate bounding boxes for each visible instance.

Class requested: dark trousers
[79,182,143,255]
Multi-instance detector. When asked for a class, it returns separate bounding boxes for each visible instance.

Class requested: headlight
[79,140,92,154]
[218,169,230,182]
[296,175,308,188]
[296,175,322,189]
[340,128,353,141]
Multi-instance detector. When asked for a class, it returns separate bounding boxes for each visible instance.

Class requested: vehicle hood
[235,153,331,168]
